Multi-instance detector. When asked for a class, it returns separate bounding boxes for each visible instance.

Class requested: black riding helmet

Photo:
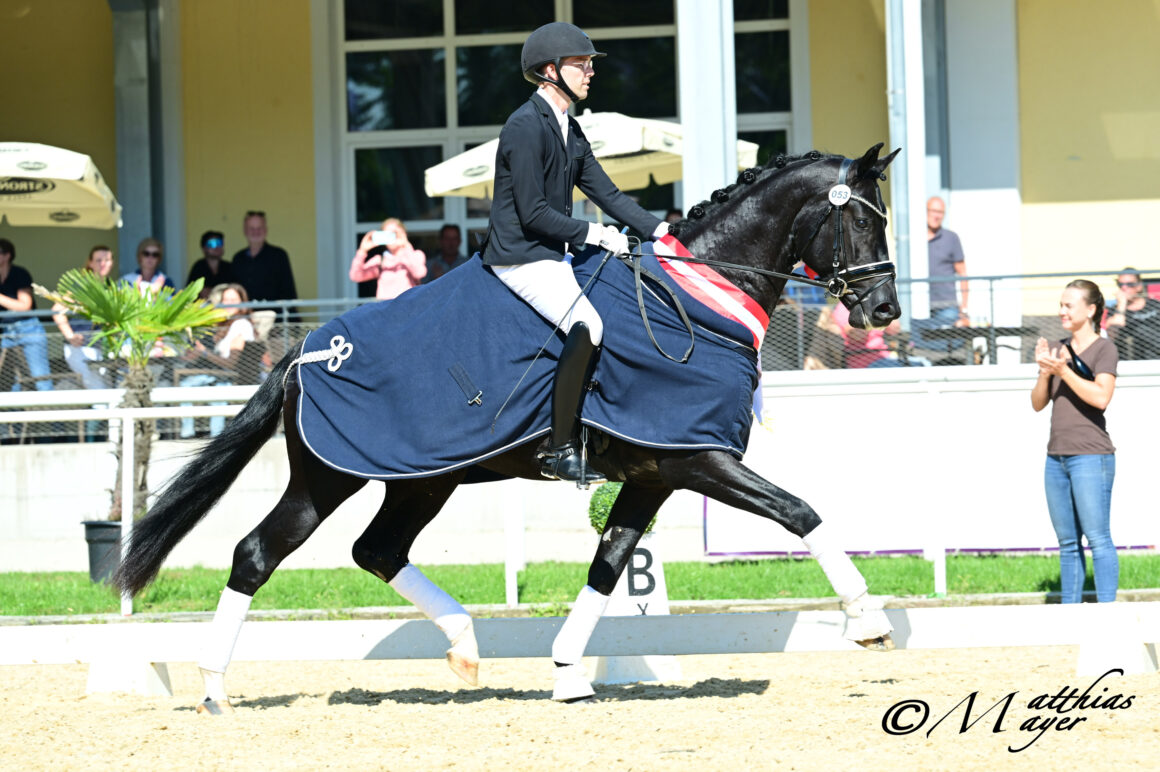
[521,22,605,103]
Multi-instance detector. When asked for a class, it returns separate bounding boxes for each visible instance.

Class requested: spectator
[231,211,298,305]
[0,237,53,392]
[911,196,968,353]
[664,208,683,225]
[1030,279,1119,604]
[782,264,828,307]
[53,245,114,390]
[186,230,236,298]
[925,196,969,325]
[424,223,469,283]
[1106,267,1160,360]
[350,218,427,300]
[123,237,176,297]
[178,283,256,439]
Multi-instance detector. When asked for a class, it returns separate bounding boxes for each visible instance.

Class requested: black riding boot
[540,322,606,487]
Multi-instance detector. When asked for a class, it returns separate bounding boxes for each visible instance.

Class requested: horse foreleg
[660,451,893,650]
[351,474,480,686]
[197,409,366,715]
[551,482,672,702]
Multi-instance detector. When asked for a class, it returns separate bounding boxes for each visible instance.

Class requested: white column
[676,0,737,212]
[944,0,1022,337]
[885,0,928,324]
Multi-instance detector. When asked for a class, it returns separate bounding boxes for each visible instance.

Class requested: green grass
[2,554,1157,618]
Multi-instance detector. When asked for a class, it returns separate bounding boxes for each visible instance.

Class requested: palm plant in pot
[36,271,224,581]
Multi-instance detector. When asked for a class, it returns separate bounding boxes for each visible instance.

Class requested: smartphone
[371,230,397,247]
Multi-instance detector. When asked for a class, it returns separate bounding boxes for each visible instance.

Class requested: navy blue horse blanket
[295,236,769,479]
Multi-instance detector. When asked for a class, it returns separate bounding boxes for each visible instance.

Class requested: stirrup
[539,442,606,488]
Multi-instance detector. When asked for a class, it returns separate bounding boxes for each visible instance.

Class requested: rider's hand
[597,226,630,256]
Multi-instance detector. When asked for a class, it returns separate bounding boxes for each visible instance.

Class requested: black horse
[114,144,902,713]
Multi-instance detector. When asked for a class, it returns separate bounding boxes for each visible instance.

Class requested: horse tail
[112,345,301,597]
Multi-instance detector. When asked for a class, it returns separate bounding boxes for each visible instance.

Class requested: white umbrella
[424,110,759,201]
[0,142,123,229]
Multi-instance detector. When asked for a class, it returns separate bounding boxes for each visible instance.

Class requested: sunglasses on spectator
[141,250,161,258]
[245,210,265,218]
[1118,281,1140,288]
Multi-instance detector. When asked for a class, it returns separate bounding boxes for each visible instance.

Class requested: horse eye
[854,217,870,230]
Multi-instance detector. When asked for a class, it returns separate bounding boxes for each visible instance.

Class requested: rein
[624,157,896,362]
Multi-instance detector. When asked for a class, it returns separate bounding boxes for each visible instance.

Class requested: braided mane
[666,150,842,241]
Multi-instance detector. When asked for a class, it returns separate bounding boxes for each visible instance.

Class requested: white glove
[597,226,630,256]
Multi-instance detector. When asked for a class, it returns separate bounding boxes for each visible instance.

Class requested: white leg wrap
[802,522,868,605]
[552,663,596,702]
[389,563,471,642]
[552,585,610,665]
[198,587,253,674]
[842,591,894,643]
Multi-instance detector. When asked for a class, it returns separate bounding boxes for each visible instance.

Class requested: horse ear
[855,143,901,181]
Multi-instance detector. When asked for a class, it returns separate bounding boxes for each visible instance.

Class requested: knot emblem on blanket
[325,336,354,371]
[297,335,355,374]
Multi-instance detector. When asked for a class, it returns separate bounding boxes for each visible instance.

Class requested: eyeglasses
[141,250,161,258]
[1118,281,1140,288]
[245,210,266,218]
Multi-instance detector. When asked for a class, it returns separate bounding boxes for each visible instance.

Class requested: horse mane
[666,150,843,241]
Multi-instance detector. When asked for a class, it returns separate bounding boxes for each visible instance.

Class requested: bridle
[655,158,896,308]
[618,156,899,363]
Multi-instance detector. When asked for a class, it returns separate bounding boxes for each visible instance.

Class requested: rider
[481,21,670,485]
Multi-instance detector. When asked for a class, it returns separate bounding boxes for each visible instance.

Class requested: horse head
[790,143,902,330]
[671,143,902,331]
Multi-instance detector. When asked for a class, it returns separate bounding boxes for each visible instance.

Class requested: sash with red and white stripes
[651,234,770,349]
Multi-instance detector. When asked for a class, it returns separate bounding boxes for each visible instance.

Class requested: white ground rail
[0,603,1156,695]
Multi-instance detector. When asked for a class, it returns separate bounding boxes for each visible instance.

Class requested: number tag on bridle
[828,184,851,207]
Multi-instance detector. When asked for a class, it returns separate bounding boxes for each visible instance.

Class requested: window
[331,0,803,297]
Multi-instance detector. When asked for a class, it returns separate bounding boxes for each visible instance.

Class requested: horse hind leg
[198,412,366,715]
[351,473,480,687]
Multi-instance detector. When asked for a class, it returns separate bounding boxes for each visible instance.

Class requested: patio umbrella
[0,142,123,229]
[424,110,759,201]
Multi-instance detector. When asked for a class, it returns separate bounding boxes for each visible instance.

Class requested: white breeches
[492,259,603,345]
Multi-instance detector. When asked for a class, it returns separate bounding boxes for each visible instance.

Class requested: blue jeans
[910,306,963,351]
[1044,453,1118,603]
[179,373,229,438]
[1,318,53,391]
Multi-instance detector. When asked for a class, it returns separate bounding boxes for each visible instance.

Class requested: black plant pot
[83,521,122,584]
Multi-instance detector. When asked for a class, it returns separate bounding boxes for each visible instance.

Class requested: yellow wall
[1018,0,1160,278]
[181,0,317,297]
[807,0,890,173]
[0,0,116,290]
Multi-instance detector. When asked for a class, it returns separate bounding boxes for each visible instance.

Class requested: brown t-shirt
[1047,336,1117,455]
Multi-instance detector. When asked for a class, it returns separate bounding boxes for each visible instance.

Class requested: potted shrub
[37,271,224,582]
[587,481,657,536]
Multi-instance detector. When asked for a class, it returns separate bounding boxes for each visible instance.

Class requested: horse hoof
[196,698,234,716]
[855,634,895,652]
[559,695,597,705]
[446,650,480,687]
[552,663,595,702]
[445,622,480,687]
